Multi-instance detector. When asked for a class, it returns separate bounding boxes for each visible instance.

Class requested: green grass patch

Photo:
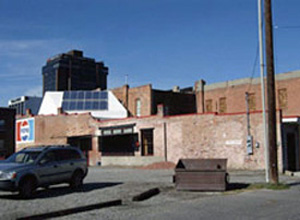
[247,183,290,190]
[224,183,290,195]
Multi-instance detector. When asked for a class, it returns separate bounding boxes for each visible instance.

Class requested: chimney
[123,84,129,108]
[194,79,206,113]
[26,108,32,116]
[57,107,63,115]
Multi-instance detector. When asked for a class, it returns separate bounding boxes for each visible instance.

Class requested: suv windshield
[6,151,42,164]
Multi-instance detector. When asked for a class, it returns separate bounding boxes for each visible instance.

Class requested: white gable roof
[38,91,127,119]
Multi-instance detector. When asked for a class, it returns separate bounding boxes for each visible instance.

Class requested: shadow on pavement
[226,182,250,191]
[17,199,122,220]
[0,182,123,200]
[287,182,300,187]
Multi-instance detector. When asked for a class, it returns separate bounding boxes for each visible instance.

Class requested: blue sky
[0,0,300,107]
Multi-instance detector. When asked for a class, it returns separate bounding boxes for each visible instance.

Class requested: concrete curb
[285,171,300,177]
[132,188,160,202]
[17,199,122,220]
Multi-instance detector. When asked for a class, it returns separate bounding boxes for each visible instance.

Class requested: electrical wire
[247,42,260,93]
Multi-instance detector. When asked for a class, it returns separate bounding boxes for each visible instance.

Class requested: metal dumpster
[174,158,228,191]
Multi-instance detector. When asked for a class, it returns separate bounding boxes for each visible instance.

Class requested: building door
[282,123,299,172]
[141,129,154,156]
[287,132,297,171]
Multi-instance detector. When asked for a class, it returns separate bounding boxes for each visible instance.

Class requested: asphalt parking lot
[1,167,300,220]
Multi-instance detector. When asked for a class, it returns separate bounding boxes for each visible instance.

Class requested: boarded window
[219,97,227,113]
[278,88,287,109]
[248,93,256,111]
[205,99,213,112]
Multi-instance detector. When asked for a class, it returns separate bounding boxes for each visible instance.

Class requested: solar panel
[62,101,69,110]
[100,101,108,109]
[78,91,84,99]
[77,101,84,110]
[63,91,71,99]
[70,91,77,99]
[92,101,99,109]
[93,92,99,99]
[85,91,92,99]
[100,91,108,99]
[62,91,108,111]
[69,101,76,110]
[84,101,93,110]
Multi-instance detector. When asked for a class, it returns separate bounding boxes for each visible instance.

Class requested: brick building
[14,70,300,172]
[111,84,196,117]
[8,96,42,115]
[195,70,300,116]
[0,108,16,158]
[194,70,300,171]
[15,107,283,171]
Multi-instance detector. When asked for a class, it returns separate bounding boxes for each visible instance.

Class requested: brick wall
[92,111,283,171]
[152,90,196,115]
[195,71,300,117]
[111,84,197,117]
[16,113,101,165]
[111,84,152,117]
[16,110,283,170]
[164,113,282,170]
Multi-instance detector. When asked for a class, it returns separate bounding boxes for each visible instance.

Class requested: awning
[282,117,300,123]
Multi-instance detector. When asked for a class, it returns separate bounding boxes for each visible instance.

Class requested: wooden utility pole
[264,0,279,184]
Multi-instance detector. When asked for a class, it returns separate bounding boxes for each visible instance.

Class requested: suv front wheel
[19,177,36,199]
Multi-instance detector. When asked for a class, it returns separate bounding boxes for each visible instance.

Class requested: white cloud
[0,39,65,57]
[24,85,43,97]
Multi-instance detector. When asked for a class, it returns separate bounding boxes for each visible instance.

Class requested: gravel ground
[0,168,299,220]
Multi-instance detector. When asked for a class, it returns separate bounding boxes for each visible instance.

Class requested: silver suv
[0,145,88,198]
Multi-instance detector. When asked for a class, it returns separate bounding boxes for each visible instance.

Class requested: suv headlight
[0,171,17,180]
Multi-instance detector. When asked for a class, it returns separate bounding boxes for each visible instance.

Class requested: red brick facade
[15,70,300,171]
[195,70,300,117]
[16,110,284,171]
[111,84,196,117]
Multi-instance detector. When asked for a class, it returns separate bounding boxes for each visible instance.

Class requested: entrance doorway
[141,129,154,156]
[282,123,299,172]
[287,132,297,171]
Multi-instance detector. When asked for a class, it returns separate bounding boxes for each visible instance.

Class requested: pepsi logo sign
[16,118,35,143]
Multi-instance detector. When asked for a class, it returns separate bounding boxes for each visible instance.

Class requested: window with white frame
[136,99,141,117]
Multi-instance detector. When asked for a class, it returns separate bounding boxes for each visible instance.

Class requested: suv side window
[39,151,56,164]
[54,149,81,161]
[68,149,81,160]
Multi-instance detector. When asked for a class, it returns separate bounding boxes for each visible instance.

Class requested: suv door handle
[53,164,58,168]
[70,162,74,166]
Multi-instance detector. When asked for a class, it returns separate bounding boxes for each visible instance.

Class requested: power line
[247,42,260,93]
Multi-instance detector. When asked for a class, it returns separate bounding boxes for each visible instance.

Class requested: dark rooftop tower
[42,50,108,94]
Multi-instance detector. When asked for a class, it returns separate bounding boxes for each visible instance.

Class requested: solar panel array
[62,91,108,111]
